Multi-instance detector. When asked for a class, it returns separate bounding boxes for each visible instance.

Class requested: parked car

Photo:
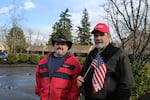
[0,52,8,62]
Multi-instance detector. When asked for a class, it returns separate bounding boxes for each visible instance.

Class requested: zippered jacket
[35,53,82,100]
[81,43,135,100]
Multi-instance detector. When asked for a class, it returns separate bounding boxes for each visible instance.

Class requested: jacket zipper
[47,79,51,100]
[47,85,50,100]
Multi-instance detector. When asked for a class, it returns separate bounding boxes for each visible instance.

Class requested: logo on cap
[95,24,104,29]
[92,23,110,34]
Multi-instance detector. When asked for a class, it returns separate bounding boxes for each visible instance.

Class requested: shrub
[77,56,86,65]
[40,55,46,60]
[18,53,29,63]
[29,54,40,64]
[132,62,150,100]
[7,53,19,64]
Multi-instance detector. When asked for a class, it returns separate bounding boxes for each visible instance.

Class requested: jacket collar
[94,43,118,55]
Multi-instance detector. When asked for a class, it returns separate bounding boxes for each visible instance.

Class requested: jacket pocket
[57,88,70,99]
[40,86,50,100]
[104,76,116,92]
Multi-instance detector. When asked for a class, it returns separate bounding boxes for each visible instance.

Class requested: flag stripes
[91,54,107,93]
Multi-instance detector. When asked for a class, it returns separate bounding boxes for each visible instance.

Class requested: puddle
[0,67,39,100]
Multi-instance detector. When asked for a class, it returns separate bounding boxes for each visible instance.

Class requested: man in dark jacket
[77,22,134,100]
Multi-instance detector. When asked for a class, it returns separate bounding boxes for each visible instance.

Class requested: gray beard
[95,43,105,49]
[54,49,65,57]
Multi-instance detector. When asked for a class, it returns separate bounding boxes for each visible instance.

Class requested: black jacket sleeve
[116,89,131,100]
[115,49,135,100]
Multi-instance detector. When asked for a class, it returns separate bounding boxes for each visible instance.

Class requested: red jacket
[35,53,82,100]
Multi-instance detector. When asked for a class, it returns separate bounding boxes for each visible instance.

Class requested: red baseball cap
[91,23,110,34]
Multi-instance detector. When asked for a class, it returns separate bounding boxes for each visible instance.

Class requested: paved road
[0,66,39,100]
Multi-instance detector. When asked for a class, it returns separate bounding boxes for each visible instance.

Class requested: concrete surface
[0,66,39,100]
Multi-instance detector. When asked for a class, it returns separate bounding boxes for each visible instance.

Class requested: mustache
[95,40,103,44]
[56,47,62,50]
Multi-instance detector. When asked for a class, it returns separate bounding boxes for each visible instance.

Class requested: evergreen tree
[77,8,92,45]
[48,8,72,44]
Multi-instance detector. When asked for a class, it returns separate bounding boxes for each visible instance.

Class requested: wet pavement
[0,66,39,100]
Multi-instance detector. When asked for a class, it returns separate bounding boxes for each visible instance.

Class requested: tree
[3,0,26,53]
[103,0,150,99]
[76,8,92,45]
[9,0,25,27]
[48,8,73,44]
[7,26,26,53]
[26,28,33,46]
[0,25,9,42]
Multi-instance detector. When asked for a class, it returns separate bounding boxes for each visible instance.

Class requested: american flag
[90,54,107,93]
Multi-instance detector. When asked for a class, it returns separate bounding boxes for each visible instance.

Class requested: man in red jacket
[35,35,82,100]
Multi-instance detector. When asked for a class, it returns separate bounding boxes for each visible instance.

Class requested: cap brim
[52,40,72,49]
[91,30,101,34]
